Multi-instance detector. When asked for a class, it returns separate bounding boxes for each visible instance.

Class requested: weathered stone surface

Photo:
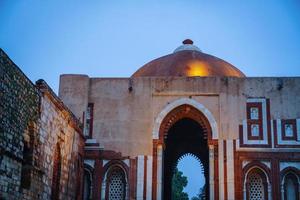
[0,49,40,199]
[59,75,300,157]
[0,49,84,200]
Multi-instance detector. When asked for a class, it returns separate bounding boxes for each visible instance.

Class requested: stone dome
[131,39,245,77]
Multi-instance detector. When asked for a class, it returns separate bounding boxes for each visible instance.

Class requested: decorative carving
[251,124,260,137]
[107,167,126,200]
[84,103,94,137]
[159,104,210,141]
[279,119,298,144]
[250,107,259,120]
[248,173,265,200]
[284,124,294,137]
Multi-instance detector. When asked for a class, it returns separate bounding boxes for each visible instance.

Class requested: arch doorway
[153,104,215,200]
[164,118,209,199]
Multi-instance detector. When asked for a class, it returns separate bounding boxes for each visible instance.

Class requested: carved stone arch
[243,162,272,200]
[83,163,94,200]
[280,167,300,184]
[153,98,218,140]
[243,162,272,183]
[159,104,212,142]
[101,160,129,200]
[152,98,218,200]
[280,167,300,200]
[173,153,204,172]
[84,162,94,172]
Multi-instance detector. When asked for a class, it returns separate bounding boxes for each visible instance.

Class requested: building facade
[1,39,300,200]
[59,40,300,200]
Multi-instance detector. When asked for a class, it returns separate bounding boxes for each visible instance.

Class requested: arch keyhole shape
[163,118,209,199]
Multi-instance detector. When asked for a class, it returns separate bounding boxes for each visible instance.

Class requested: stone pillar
[218,140,224,200]
[157,145,163,200]
[146,156,153,200]
[209,145,215,200]
[226,140,235,200]
[136,155,145,200]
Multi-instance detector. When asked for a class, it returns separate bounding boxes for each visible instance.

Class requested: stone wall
[59,75,300,157]
[0,49,84,200]
[35,80,85,200]
[0,49,40,199]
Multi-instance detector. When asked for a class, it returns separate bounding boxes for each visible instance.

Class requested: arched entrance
[164,117,209,199]
[152,100,218,200]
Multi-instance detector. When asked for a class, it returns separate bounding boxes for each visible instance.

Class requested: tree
[191,184,206,200]
[171,167,189,200]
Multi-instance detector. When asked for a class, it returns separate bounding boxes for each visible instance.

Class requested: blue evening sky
[177,156,205,198]
[1,0,300,198]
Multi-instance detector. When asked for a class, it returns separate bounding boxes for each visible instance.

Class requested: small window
[246,168,268,200]
[247,103,262,121]
[281,119,297,141]
[84,103,94,137]
[250,124,260,137]
[246,102,263,140]
[106,166,126,200]
[284,124,294,137]
[283,173,299,200]
[83,168,93,200]
[250,107,259,120]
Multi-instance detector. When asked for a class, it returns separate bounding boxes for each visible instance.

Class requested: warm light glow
[186,61,210,77]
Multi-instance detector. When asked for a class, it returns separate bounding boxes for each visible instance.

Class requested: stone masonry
[0,49,40,199]
[0,49,85,200]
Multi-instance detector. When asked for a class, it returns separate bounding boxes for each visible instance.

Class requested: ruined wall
[0,49,40,199]
[35,80,85,200]
[0,49,84,200]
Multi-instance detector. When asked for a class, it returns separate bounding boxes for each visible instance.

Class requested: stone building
[0,49,85,200]
[1,39,300,200]
[59,40,300,200]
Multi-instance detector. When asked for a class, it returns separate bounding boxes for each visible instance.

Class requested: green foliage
[191,184,206,200]
[171,167,189,200]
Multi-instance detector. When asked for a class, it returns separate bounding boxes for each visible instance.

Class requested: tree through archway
[163,117,209,199]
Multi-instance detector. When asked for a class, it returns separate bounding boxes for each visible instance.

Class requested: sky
[1,1,300,93]
[177,155,205,198]
[1,0,300,198]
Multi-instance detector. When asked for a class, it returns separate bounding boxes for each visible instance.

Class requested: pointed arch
[280,167,300,200]
[101,160,129,200]
[152,98,218,140]
[83,164,94,200]
[152,98,218,200]
[243,162,272,200]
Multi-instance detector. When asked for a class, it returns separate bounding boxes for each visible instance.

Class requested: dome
[132,39,245,77]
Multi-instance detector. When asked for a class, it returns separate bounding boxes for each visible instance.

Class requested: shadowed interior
[163,118,209,199]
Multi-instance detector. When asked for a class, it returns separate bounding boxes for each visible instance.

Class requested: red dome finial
[183,39,193,45]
